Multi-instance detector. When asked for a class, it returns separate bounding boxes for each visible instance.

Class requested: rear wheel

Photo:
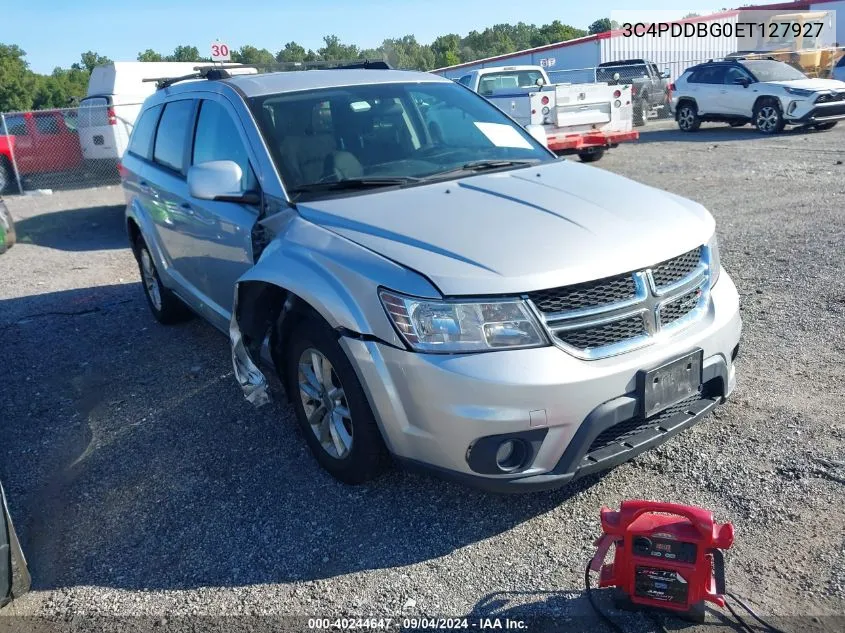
[676,103,701,132]
[633,96,648,126]
[283,319,389,484]
[134,237,192,324]
[753,99,785,134]
[578,149,606,163]
[814,121,838,130]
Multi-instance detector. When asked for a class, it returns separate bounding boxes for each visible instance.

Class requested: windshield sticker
[473,122,534,149]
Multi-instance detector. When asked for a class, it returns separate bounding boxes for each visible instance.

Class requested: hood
[768,78,845,91]
[295,160,715,296]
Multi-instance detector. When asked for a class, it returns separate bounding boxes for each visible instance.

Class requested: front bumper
[341,271,742,492]
[787,102,845,124]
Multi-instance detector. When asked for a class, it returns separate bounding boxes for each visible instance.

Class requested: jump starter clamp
[585,500,788,633]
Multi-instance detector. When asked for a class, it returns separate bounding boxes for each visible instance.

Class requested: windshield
[250,81,553,198]
[477,70,545,94]
[741,60,808,82]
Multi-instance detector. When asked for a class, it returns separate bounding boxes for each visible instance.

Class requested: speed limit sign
[211,41,231,62]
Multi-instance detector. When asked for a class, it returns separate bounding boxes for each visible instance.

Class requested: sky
[5,1,730,74]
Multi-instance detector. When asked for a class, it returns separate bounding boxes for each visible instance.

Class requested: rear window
[477,70,545,95]
[128,104,163,160]
[78,97,110,128]
[153,100,194,173]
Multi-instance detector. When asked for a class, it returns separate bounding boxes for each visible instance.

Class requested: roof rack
[143,58,394,90]
[707,55,778,62]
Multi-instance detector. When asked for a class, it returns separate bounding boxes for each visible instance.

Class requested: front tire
[283,319,389,484]
[676,103,701,132]
[633,97,648,127]
[753,99,785,134]
[134,237,192,324]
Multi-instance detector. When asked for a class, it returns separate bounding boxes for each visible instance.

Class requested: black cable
[724,598,757,633]
[584,562,626,633]
[726,593,789,633]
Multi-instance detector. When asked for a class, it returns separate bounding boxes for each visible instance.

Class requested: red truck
[0,110,84,193]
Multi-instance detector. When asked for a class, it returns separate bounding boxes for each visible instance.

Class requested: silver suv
[121,66,742,492]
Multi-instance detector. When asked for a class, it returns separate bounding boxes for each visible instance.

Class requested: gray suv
[121,66,741,492]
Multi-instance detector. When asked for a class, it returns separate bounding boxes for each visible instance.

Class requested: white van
[77,62,204,174]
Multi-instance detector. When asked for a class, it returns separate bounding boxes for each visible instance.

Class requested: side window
[3,115,27,136]
[128,104,162,160]
[192,99,256,190]
[34,114,62,135]
[153,100,194,173]
[458,75,472,86]
[689,67,726,84]
[724,67,752,84]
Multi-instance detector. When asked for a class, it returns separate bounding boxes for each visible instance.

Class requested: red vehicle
[0,110,84,193]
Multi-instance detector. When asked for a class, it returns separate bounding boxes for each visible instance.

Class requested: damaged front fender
[229,287,272,407]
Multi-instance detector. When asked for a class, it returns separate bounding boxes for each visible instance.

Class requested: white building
[432,0,844,82]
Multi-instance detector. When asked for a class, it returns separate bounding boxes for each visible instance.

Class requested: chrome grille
[659,286,703,326]
[651,247,701,288]
[528,246,710,359]
[557,315,646,349]
[527,275,636,313]
[816,92,845,104]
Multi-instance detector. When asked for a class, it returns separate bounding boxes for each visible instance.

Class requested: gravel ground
[1,120,844,633]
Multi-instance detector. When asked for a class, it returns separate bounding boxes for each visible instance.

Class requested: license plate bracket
[639,350,703,418]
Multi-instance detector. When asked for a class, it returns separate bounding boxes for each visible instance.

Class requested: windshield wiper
[422,159,540,181]
[287,176,420,197]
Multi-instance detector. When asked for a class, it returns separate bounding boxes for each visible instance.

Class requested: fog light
[614,99,622,108]
[788,101,798,114]
[495,439,527,472]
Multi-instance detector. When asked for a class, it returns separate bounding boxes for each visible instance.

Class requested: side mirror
[187,160,259,204]
[525,123,548,147]
[733,77,750,87]
[661,70,671,79]
[535,77,546,87]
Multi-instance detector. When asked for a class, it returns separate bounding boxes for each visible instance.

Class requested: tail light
[668,83,676,92]
[107,107,117,126]
[117,161,128,179]
[631,85,637,96]
[541,95,550,105]
[613,89,621,98]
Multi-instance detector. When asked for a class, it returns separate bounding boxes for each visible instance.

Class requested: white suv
[672,58,845,134]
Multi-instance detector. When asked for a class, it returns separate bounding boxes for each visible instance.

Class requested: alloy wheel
[297,348,353,459]
[756,106,780,133]
[140,249,162,311]
[678,107,695,130]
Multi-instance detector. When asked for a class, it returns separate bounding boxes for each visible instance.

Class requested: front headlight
[784,87,815,97]
[379,290,548,353]
[707,234,721,288]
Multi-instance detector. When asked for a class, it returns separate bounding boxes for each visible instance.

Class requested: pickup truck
[453,65,638,162]
[0,110,84,193]
[595,59,672,126]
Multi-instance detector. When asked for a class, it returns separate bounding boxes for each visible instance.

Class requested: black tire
[814,121,838,130]
[283,318,389,484]
[676,102,701,132]
[578,149,606,163]
[0,157,14,195]
[633,96,648,127]
[134,236,192,324]
[753,99,785,134]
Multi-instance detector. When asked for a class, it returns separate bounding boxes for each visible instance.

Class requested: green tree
[276,41,306,63]
[73,50,112,72]
[166,45,202,62]
[588,18,612,35]
[137,49,164,62]
[318,35,359,61]
[0,44,35,112]
[231,45,276,65]
[431,34,462,67]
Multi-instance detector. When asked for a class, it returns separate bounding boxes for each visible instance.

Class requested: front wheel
[676,103,701,132]
[283,319,389,484]
[578,149,606,163]
[814,121,838,130]
[633,97,648,127]
[753,100,785,134]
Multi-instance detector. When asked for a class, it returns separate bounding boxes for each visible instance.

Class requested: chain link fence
[0,102,142,195]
